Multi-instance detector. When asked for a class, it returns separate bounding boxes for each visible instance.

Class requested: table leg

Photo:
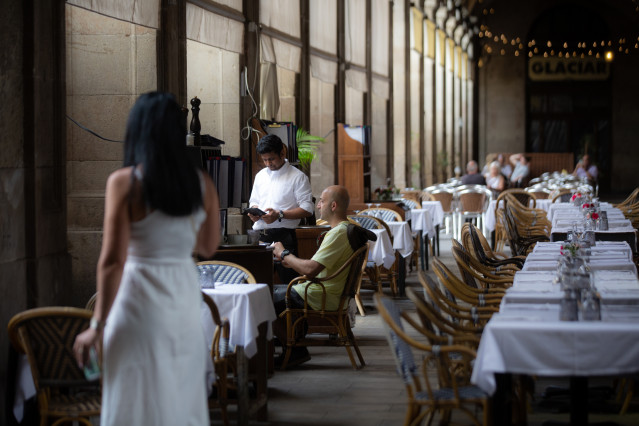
[435,225,440,256]
[570,377,588,425]
[236,346,249,426]
[398,256,406,296]
[493,373,513,426]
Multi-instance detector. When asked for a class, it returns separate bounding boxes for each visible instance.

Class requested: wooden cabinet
[337,123,371,204]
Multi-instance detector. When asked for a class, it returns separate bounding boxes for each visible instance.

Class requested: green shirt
[293,221,354,311]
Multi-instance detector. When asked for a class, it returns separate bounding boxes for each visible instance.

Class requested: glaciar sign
[528,57,610,81]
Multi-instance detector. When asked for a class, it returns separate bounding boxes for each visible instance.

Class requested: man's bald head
[318,185,350,224]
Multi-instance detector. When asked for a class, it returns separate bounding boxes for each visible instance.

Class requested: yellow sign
[528,57,610,81]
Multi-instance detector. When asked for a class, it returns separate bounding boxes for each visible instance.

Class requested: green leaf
[296,127,325,169]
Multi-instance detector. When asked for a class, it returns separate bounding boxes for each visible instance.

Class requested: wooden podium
[337,123,371,204]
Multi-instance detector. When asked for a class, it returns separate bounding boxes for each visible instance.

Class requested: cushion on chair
[198,264,248,284]
[347,224,377,251]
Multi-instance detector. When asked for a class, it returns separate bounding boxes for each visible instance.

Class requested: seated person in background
[497,153,512,181]
[461,160,487,185]
[481,154,497,178]
[271,185,355,367]
[572,154,598,186]
[509,153,530,187]
[486,161,506,194]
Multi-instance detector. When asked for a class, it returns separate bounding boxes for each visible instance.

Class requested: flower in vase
[591,212,599,220]
[571,192,582,201]
[560,242,581,257]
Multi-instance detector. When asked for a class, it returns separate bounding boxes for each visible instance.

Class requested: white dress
[101,188,209,425]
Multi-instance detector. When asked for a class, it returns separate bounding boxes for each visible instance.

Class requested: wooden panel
[487,152,575,180]
[337,123,364,155]
[339,157,365,203]
[295,226,330,259]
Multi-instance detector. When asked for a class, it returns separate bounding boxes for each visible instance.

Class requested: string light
[476,3,639,59]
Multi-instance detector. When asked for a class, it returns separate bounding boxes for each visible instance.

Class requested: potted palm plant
[296,127,325,177]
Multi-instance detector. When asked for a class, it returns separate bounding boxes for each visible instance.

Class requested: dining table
[548,203,637,252]
[368,221,414,296]
[410,208,434,270]
[471,241,639,425]
[202,283,276,426]
[420,201,445,255]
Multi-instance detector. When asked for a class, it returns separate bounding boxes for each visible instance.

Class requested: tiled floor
[223,232,639,425]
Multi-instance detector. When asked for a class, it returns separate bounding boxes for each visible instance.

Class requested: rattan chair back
[197,260,257,284]
[8,307,101,425]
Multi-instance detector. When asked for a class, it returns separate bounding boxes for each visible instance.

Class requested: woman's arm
[194,173,221,258]
[74,168,133,366]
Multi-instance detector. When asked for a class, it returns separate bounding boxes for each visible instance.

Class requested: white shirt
[248,160,314,230]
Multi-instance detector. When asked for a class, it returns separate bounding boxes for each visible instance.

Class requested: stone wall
[66,5,157,305]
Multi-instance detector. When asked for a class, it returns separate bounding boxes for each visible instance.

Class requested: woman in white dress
[74,92,220,425]
[486,161,506,195]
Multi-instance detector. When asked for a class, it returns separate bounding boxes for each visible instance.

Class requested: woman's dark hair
[256,134,284,155]
[123,92,202,216]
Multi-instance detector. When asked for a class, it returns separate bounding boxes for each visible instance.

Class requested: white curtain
[186,3,244,53]
[310,0,337,54]
[345,0,366,67]
[260,0,300,38]
[67,0,159,28]
[345,68,367,92]
[260,35,301,73]
[260,62,280,120]
[310,55,338,85]
[371,0,389,76]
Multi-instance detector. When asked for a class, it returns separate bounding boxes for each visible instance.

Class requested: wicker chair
[456,186,492,240]
[550,188,573,203]
[348,215,399,297]
[375,293,491,426]
[451,240,514,291]
[278,245,368,370]
[417,270,490,333]
[201,292,231,426]
[196,260,257,284]
[8,307,101,426]
[525,186,552,200]
[358,207,403,223]
[493,189,536,252]
[461,223,524,271]
[615,187,639,210]
[427,187,456,236]
[405,286,482,349]
[432,257,503,311]
[84,293,97,311]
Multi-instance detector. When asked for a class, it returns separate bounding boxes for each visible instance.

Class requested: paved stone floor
[221,232,639,425]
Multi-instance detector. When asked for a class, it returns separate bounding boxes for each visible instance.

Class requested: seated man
[461,160,486,185]
[271,185,357,367]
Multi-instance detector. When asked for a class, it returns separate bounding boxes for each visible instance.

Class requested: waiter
[248,134,313,283]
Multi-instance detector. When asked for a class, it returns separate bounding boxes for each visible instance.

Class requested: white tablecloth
[420,201,445,228]
[202,283,275,359]
[369,228,396,269]
[386,221,414,258]
[410,209,434,237]
[472,241,639,395]
[472,317,639,394]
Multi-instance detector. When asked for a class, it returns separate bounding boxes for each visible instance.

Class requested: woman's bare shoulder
[105,167,135,195]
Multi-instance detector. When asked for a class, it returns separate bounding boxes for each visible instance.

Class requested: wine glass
[353,210,361,215]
